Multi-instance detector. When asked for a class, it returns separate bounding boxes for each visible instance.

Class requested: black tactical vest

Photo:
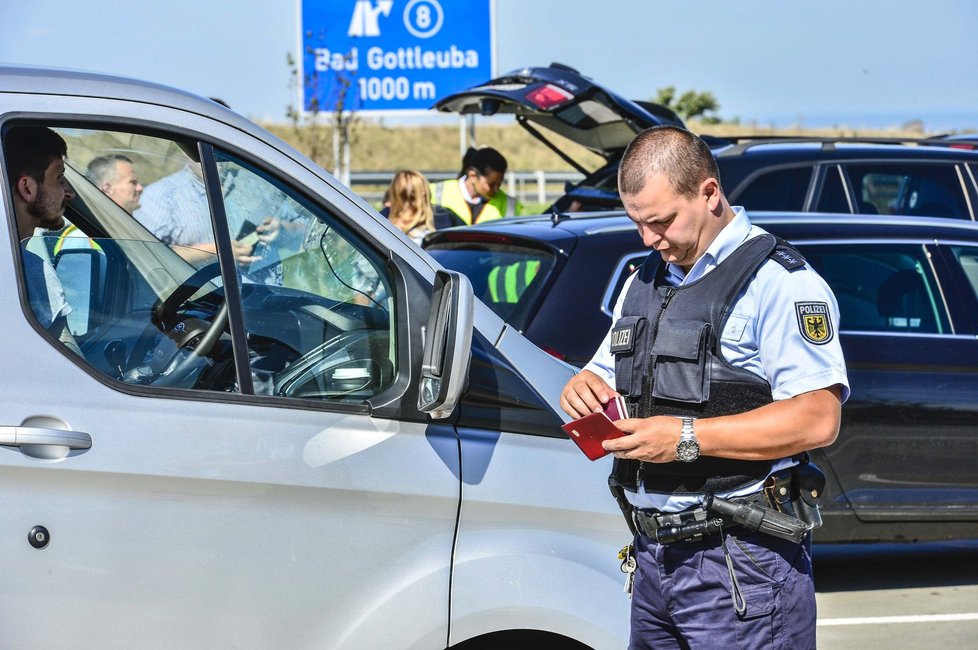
[609,233,806,496]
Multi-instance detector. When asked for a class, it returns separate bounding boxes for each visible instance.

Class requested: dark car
[435,64,978,220]
[425,211,978,543]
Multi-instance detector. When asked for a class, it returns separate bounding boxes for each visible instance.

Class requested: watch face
[676,438,700,462]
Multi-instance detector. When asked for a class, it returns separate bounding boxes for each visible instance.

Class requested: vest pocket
[611,315,647,397]
[650,320,711,403]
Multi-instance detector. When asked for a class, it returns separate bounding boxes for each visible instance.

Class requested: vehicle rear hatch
[433,63,684,177]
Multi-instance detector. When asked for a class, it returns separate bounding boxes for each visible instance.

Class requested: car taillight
[542,347,566,360]
[525,84,574,111]
[434,232,514,244]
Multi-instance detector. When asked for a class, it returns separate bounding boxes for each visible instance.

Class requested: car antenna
[550,207,571,225]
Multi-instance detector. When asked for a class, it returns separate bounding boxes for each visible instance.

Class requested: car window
[846,163,970,219]
[213,150,395,400]
[949,245,978,304]
[5,124,395,402]
[815,165,852,213]
[602,253,647,316]
[802,243,950,334]
[731,166,812,211]
[425,240,555,330]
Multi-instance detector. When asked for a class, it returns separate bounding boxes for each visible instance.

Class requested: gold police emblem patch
[795,301,833,345]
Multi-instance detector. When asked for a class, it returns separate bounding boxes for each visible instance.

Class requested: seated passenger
[5,126,81,354]
[85,153,143,213]
[134,160,299,284]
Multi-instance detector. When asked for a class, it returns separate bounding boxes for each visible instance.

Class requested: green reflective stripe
[490,260,541,304]
[507,260,541,303]
[523,260,540,291]
[503,262,520,302]
[488,266,502,303]
[53,224,102,254]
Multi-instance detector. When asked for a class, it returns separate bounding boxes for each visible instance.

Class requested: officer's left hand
[603,416,682,462]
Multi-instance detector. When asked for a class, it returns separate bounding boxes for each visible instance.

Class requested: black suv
[435,64,978,219]
[424,211,978,543]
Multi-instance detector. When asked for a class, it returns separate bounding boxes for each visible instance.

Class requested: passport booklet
[561,396,628,461]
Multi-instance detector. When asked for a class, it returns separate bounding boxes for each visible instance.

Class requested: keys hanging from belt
[618,544,636,598]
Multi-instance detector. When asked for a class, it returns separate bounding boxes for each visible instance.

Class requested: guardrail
[349,170,585,205]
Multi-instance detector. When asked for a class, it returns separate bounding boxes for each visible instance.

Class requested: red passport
[562,411,625,461]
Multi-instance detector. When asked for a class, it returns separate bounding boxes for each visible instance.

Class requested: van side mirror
[54,247,106,337]
[418,270,474,418]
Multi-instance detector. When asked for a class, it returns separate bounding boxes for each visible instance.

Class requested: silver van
[0,66,628,649]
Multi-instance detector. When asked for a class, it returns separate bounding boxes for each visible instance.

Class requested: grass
[263,118,959,175]
[264,118,964,210]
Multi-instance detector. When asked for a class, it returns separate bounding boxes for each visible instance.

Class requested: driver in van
[5,125,82,354]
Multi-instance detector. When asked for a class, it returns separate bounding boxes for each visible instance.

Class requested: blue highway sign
[301,0,494,113]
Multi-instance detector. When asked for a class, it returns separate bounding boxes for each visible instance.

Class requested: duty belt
[632,479,810,545]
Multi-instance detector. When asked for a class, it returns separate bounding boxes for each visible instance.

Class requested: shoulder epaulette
[768,237,806,270]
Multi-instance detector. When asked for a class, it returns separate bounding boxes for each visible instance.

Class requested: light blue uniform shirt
[585,207,849,511]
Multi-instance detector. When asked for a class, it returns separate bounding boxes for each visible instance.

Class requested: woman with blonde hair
[385,169,436,244]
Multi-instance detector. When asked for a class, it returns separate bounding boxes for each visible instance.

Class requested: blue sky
[3,0,977,131]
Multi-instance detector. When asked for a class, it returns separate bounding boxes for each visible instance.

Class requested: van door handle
[0,426,92,458]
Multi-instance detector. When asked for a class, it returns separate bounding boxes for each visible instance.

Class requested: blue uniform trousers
[629,529,815,649]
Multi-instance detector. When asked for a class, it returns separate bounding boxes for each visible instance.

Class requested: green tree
[286,34,361,185]
[652,86,721,124]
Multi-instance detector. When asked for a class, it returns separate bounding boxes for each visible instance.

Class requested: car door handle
[0,426,92,450]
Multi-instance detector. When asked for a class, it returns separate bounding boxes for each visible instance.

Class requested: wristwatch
[676,417,701,462]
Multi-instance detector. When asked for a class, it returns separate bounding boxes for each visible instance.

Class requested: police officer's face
[622,172,721,272]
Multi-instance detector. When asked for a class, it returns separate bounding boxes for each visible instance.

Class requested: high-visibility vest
[53,224,102,255]
[487,260,541,304]
[430,179,521,225]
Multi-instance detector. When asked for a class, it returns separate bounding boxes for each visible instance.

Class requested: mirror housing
[419,270,474,418]
[54,246,106,336]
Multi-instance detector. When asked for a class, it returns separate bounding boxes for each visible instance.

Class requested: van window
[213,150,395,400]
[4,125,396,402]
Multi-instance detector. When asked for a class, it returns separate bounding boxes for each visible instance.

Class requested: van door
[0,110,459,648]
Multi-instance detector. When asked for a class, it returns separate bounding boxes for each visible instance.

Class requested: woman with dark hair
[430,146,522,225]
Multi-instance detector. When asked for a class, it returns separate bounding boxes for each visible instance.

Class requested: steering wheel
[145,262,231,386]
[153,262,223,331]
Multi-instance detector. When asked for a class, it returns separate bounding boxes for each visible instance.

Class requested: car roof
[714,138,978,162]
[426,211,978,250]
[0,65,296,158]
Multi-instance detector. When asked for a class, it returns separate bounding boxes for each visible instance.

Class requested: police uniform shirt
[585,207,850,511]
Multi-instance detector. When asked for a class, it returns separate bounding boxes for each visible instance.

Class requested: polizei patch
[795,301,833,345]
[610,322,636,353]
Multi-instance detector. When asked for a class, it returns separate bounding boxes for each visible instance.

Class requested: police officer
[560,126,848,649]
[430,146,522,225]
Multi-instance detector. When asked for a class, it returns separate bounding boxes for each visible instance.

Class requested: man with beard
[85,153,143,213]
[5,125,81,354]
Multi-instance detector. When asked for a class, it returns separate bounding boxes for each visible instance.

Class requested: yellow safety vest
[53,224,102,254]
[487,260,541,304]
[430,179,521,225]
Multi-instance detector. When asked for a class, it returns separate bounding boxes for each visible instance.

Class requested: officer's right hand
[560,370,618,420]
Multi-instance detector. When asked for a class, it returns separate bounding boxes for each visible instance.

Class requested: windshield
[426,241,556,330]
